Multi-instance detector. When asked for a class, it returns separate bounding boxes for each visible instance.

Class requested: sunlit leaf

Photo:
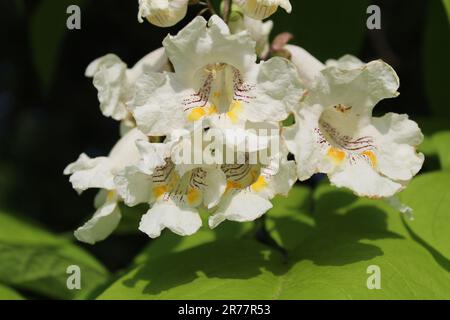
[0,211,109,299]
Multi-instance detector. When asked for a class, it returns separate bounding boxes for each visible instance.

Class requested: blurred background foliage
[0,0,449,299]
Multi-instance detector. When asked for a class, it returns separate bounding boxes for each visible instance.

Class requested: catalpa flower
[130,15,302,136]
[234,0,292,20]
[209,147,296,228]
[64,128,147,244]
[115,138,227,238]
[284,57,424,198]
[138,0,189,27]
[85,48,169,126]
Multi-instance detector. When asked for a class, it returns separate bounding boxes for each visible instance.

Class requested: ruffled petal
[138,0,188,27]
[371,113,424,181]
[139,201,202,238]
[85,54,130,121]
[243,57,304,121]
[285,44,324,89]
[234,0,292,20]
[209,190,273,228]
[64,153,115,193]
[114,166,153,206]
[74,200,121,244]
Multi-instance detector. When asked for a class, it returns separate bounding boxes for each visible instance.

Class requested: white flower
[137,0,188,27]
[284,58,424,198]
[229,16,273,57]
[234,0,292,20]
[285,44,325,89]
[85,47,169,123]
[209,147,296,228]
[114,138,227,238]
[64,128,147,244]
[130,15,303,136]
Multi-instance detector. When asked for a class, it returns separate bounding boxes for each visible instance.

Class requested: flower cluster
[65,1,424,244]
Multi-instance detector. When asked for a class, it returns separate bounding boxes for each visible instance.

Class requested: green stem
[222,0,232,23]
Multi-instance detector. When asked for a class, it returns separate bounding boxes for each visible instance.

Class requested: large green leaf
[0,211,109,299]
[272,0,370,61]
[97,184,450,299]
[423,0,450,116]
[399,171,450,261]
[431,131,450,170]
[0,284,24,300]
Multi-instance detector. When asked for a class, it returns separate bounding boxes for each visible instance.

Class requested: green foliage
[443,0,450,21]
[0,284,24,300]
[96,180,450,300]
[431,131,450,170]
[424,0,450,116]
[0,211,109,299]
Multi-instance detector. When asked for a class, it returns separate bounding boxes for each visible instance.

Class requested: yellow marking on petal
[226,180,242,192]
[251,175,268,192]
[187,188,201,205]
[207,105,217,115]
[362,150,377,168]
[152,185,168,199]
[107,190,116,201]
[327,147,346,165]
[227,101,243,124]
[188,107,207,122]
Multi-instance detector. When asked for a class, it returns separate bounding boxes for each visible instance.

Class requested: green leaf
[443,0,450,22]
[400,171,450,261]
[272,0,370,61]
[417,117,450,156]
[431,131,450,170]
[266,185,314,251]
[97,183,450,299]
[0,284,24,300]
[30,0,85,92]
[423,0,450,116]
[0,211,109,299]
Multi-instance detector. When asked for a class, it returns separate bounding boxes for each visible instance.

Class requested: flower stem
[205,0,217,15]
[222,0,232,24]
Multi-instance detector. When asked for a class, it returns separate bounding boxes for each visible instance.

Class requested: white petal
[127,47,171,82]
[234,0,292,20]
[85,54,130,121]
[371,113,424,181]
[138,0,188,27]
[139,201,202,238]
[243,57,304,121]
[74,201,121,244]
[329,157,403,198]
[202,168,227,209]
[108,127,148,169]
[135,139,172,175]
[209,190,273,228]
[325,55,364,69]
[285,44,324,89]
[130,71,190,136]
[64,153,115,193]
[114,166,153,206]
[162,15,256,81]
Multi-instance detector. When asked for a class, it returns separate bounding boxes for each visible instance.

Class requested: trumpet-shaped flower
[64,128,148,244]
[284,58,424,198]
[115,138,227,238]
[234,0,292,20]
[209,147,296,228]
[138,0,189,27]
[85,48,169,125]
[130,15,303,136]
